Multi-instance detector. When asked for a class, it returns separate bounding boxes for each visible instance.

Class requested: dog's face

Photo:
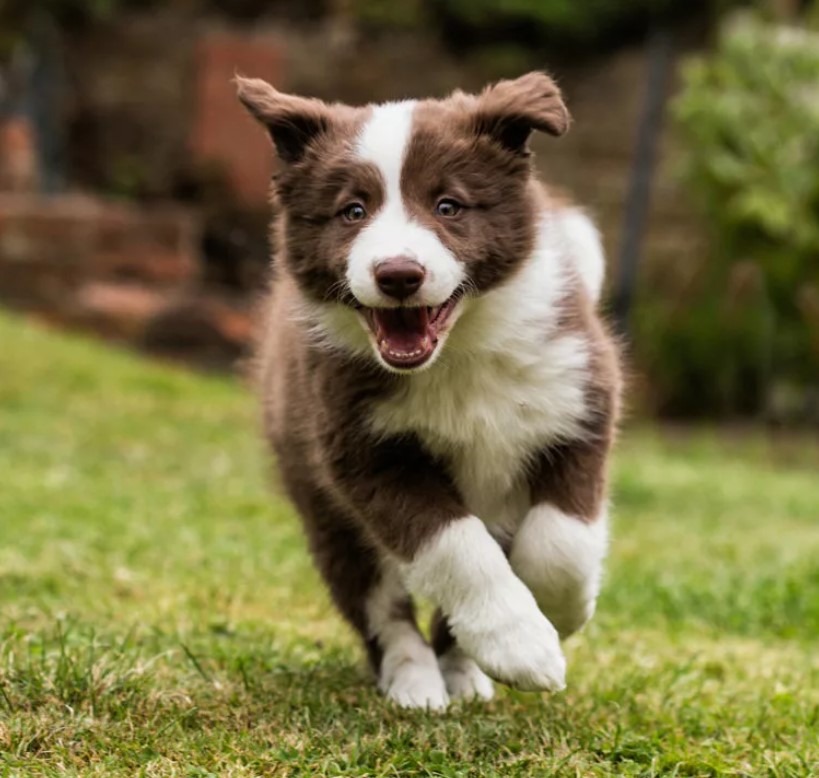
[237,72,569,373]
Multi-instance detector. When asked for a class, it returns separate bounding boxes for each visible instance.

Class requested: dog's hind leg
[365,559,449,710]
[430,609,495,701]
[298,486,448,709]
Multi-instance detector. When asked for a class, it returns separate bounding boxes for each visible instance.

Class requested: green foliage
[675,15,819,279]
[644,13,819,419]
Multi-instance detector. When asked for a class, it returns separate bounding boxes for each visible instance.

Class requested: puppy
[237,72,621,710]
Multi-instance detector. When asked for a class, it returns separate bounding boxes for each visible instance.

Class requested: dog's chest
[369,333,590,530]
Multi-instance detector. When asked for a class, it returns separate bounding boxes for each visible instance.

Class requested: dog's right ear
[235,76,332,164]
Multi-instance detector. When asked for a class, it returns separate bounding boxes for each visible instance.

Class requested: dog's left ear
[472,71,570,155]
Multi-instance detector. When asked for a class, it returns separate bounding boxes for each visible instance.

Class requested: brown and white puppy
[237,72,621,710]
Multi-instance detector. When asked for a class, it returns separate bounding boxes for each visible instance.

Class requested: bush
[640,13,819,421]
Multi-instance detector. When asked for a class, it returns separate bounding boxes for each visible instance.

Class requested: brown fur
[528,287,622,520]
[239,73,621,679]
[255,278,466,669]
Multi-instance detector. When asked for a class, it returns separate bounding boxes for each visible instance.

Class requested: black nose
[374,257,426,301]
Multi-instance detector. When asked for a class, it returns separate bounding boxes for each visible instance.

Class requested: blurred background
[1,0,818,425]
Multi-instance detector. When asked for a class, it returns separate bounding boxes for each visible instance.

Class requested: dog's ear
[472,71,570,155]
[235,76,333,164]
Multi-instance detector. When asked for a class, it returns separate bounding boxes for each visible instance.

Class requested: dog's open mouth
[362,293,461,369]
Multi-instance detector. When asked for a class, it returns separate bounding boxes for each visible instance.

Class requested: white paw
[453,587,567,692]
[438,648,495,701]
[374,621,450,710]
[465,613,566,692]
[379,647,450,710]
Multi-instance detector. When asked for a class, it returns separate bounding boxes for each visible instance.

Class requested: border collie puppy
[237,72,622,710]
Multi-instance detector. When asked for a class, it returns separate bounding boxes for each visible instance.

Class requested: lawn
[1,310,817,777]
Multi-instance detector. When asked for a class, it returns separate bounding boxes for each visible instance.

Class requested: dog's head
[237,72,570,373]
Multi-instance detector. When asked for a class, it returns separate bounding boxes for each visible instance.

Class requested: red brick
[0,195,200,309]
[0,117,38,192]
[71,281,170,340]
[190,31,285,205]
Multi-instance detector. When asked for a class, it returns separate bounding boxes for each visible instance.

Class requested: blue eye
[342,203,367,222]
[436,198,462,217]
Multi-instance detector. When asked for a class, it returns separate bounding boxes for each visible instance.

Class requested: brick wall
[0,194,197,304]
[190,30,285,205]
[0,195,252,365]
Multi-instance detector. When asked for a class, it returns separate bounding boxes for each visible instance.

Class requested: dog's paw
[469,616,566,692]
[456,605,566,693]
[380,652,450,710]
[438,648,495,701]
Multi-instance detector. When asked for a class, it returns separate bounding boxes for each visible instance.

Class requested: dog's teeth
[386,347,426,358]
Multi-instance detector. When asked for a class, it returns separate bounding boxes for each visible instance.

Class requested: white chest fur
[370,331,589,532]
[368,225,593,535]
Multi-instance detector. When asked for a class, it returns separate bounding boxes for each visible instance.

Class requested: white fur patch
[377,623,449,710]
[553,208,606,303]
[509,504,609,639]
[370,217,590,540]
[365,561,449,710]
[402,517,566,692]
[297,298,372,358]
[357,101,415,205]
[346,101,464,308]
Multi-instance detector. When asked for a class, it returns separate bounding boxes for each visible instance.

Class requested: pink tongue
[373,307,434,363]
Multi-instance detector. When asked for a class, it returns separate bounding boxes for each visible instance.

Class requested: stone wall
[0,195,249,365]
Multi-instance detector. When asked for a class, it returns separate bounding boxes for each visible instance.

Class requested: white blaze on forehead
[356,101,417,203]
[346,100,465,308]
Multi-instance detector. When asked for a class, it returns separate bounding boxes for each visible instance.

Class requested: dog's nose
[374,257,426,301]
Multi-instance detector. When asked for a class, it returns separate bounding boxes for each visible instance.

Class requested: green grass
[1,310,818,777]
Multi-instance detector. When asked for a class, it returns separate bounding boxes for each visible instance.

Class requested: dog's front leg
[327,431,565,694]
[509,504,608,639]
[509,433,613,640]
[402,516,566,692]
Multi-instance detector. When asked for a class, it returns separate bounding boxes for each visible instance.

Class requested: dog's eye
[342,203,367,222]
[435,198,462,218]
